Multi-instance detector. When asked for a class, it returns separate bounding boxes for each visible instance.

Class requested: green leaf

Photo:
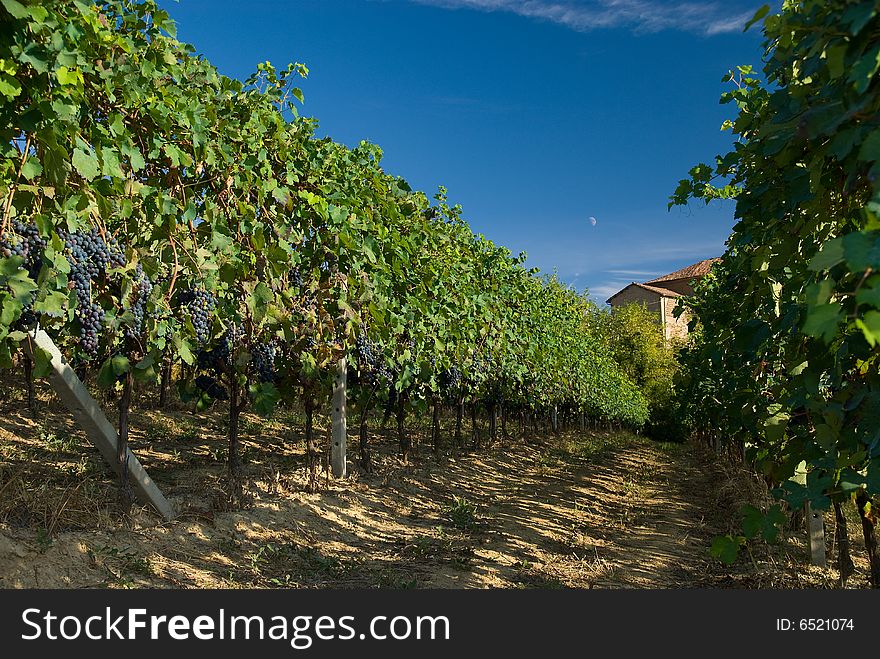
[0,73,22,99]
[843,231,880,271]
[173,335,195,366]
[838,469,865,494]
[33,291,67,317]
[803,303,843,342]
[856,284,880,309]
[50,99,78,121]
[763,411,789,442]
[848,44,880,94]
[742,504,787,543]
[55,65,84,87]
[31,345,52,378]
[825,44,847,79]
[855,310,880,347]
[132,356,158,383]
[0,339,13,368]
[0,256,24,277]
[120,142,145,172]
[71,147,99,180]
[764,505,787,543]
[0,0,28,19]
[97,358,117,389]
[742,505,762,539]
[867,458,880,496]
[108,114,125,136]
[249,382,280,416]
[858,129,880,163]
[25,3,46,22]
[271,186,290,206]
[809,238,844,271]
[805,279,832,306]
[211,230,233,253]
[744,4,770,31]
[97,148,121,178]
[111,354,130,376]
[247,282,273,322]
[843,2,876,36]
[1,296,22,325]
[20,158,41,181]
[134,355,155,371]
[181,202,196,224]
[789,360,808,376]
[6,270,37,299]
[710,535,744,565]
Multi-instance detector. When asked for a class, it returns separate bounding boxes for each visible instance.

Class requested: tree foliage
[671,0,880,574]
[0,0,649,497]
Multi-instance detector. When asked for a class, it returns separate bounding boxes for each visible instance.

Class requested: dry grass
[0,374,874,589]
[693,442,873,589]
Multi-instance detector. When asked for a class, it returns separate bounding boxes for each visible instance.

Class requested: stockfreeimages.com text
[21,608,450,649]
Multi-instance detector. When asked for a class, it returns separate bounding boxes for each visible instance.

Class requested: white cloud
[705,10,759,35]
[402,0,759,35]
[587,279,631,302]
[605,268,661,277]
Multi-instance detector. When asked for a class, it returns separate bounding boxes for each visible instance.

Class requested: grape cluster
[196,323,240,372]
[78,301,105,354]
[251,339,278,383]
[0,221,47,279]
[294,331,318,355]
[194,375,229,401]
[440,366,462,399]
[18,309,37,328]
[179,288,215,345]
[470,352,488,379]
[289,268,304,291]
[0,233,27,260]
[197,345,223,371]
[2,221,48,329]
[355,331,391,385]
[193,325,279,399]
[483,384,503,407]
[124,263,154,341]
[62,227,126,356]
[63,228,126,280]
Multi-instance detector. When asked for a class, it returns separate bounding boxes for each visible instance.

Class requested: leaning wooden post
[23,329,174,520]
[331,357,347,478]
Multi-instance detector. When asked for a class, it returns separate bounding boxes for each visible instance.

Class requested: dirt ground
[0,381,867,589]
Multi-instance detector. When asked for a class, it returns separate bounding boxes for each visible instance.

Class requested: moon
[589,216,597,226]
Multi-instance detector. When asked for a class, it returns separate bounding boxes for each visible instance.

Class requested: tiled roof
[645,258,721,284]
[606,281,681,304]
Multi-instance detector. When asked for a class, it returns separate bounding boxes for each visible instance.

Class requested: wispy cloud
[564,242,724,303]
[402,0,760,36]
[605,269,661,277]
[589,280,631,301]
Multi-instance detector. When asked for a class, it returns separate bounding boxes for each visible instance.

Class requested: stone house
[605,258,719,342]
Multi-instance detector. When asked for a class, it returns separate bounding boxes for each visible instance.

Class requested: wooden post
[331,357,347,478]
[24,329,174,520]
[792,461,825,567]
[805,501,827,567]
[158,356,171,408]
[22,354,36,415]
[551,405,558,433]
[579,411,585,432]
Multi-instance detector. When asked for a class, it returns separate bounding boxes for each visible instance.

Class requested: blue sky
[159,0,767,302]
